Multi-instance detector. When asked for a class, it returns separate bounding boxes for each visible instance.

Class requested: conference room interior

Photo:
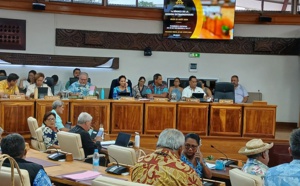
[0,0,300,185]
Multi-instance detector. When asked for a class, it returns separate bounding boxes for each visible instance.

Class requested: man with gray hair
[68,72,94,97]
[50,100,69,131]
[131,128,202,185]
[69,112,102,159]
[264,128,300,185]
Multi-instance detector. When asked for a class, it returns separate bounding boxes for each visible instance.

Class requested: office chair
[44,77,54,95]
[229,168,262,186]
[0,166,30,186]
[107,145,136,166]
[27,117,46,151]
[35,127,47,151]
[108,78,132,99]
[213,82,235,102]
[0,76,7,81]
[92,175,151,186]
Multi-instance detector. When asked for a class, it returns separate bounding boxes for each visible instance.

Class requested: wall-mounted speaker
[144,47,152,56]
[32,3,46,10]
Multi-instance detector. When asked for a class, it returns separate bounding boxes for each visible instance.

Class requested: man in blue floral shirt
[145,73,168,99]
[68,72,94,97]
[264,129,300,186]
[238,139,273,179]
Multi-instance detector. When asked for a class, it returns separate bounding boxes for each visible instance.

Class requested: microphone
[105,153,127,175]
[210,145,229,161]
[107,154,120,167]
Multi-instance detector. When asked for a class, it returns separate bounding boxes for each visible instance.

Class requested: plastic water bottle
[100,88,105,100]
[113,89,118,100]
[92,149,99,171]
[99,124,104,140]
[135,132,140,148]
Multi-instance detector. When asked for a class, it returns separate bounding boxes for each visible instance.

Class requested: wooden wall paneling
[69,100,110,132]
[144,102,176,134]
[0,100,34,134]
[35,100,70,127]
[177,103,209,135]
[111,101,143,134]
[209,104,242,137]
[243,105,277,138]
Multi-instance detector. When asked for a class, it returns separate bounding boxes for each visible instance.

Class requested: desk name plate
[44,96,61,100]
[219,99,234,104]
[9,95,25,100]
[153,98,169,102]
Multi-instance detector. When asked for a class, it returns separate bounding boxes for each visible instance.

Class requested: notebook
[63,170,100,181]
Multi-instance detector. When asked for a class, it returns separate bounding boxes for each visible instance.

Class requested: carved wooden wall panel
[0,18,26,50]
[56,29,300,55]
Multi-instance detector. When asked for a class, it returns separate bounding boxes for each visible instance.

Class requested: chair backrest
[214,82,235,102]
[57,131,85,160]
[92,175,150,186]
[229,168,262,186]
[35,127,47,151]
[27,117,40,150]
[107,145,136,166]
[0,166,31,186]
[108,78,133,99]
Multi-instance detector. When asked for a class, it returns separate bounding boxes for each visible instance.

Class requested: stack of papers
[206,162,216,169]
[63,171,100,181]
[101,140,116,146]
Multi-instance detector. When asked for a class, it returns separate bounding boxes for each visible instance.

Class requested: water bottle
[99,124,104,140]
[100,88,105,100]
[113,89,118,100]
[92,149,99,171]
[135,132,140,148]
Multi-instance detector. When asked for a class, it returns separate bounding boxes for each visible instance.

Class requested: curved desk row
[0,99,276,138]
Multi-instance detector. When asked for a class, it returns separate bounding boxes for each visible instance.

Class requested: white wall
[0,10,299,123]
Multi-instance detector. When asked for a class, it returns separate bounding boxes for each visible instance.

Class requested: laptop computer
[118,92,130,97]
[191,93,207,102]
[114,132,131,147]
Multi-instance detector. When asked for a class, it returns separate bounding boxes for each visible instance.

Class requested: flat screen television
[163,0,236,40]
[214,82,235,102]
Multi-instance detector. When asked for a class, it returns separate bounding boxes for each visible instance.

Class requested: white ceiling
[236,0,300,11]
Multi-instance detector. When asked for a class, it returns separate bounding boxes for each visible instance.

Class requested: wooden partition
[144,102,176,134]
[0,100,34,135]
[243,104,277,138]
[35,100,70,126]
[177,102,209,135]
[111,101,143,134]
[210,103,243,137]
[69,100,110,132]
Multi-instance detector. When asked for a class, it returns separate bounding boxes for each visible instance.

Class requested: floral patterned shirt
[242,158,269,179]
[42,126,59,149]
[33,169,52,186]
[68,81,93,96]
[181,154,204,178]
[131,148,202,186]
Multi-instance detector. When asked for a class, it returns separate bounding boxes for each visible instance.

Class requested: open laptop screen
[115,132,131,147]
[118,92,130,97]
[192,93,204,99]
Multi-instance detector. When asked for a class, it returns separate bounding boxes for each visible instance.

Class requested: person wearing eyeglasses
[181,133,212,179]
[42,111,60,149]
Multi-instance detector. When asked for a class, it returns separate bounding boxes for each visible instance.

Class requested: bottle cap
[135,132,139,135]
[94,149,98,152]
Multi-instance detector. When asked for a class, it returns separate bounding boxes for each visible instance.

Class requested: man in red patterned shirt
[131,128,202,186]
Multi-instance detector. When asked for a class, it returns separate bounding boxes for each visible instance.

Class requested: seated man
[1,133,52,186]
[68,72,94,97]
[52,75,64,96]
[145,73,168,99]
[265,129,300,185]
[51,100,69,131]
[65,68,81,89]
[182,75,206,98]
[0,73,20,98]
[69,112,103,161]
[238,139,273,179]
[131,128,202,186]
[231,75,248,103]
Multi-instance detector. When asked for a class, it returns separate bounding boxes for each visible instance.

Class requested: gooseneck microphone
[210,145,229,161]
[107,154,120,167]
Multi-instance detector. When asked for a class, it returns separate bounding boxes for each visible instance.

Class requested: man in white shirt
[182,75,206,98]
[231,75,248,103]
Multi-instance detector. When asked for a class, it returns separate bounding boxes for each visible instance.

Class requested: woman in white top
[26,72,53,98]
[18,70,36,91]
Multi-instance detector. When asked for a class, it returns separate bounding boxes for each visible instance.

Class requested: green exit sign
[189,53,200,58]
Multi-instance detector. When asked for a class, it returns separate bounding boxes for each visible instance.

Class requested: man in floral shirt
[68,72,93,97]
[238,139,273,179]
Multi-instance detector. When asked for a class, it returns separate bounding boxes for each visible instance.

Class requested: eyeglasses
[185,144,198,150]
[47,118,55,121]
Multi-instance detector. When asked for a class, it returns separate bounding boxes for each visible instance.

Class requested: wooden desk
[0,99,34,135]
[69,100,110,131]
[111,101,143,134]
[210,103,242,137]
[35,100,70,126]
[243,104,277,138]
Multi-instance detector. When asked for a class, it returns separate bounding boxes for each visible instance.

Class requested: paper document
[206,162,215,169]
[101,140,116,146]
[63,170,100,181]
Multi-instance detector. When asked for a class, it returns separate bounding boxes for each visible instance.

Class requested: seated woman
[26,72,53,98]
[113,75,132,98]
[168,77,183,101]
[19,70,36,92]
[42,112,59,149]
[132,76,147,99]
[199,79,212,99]
[181,133,212,179]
